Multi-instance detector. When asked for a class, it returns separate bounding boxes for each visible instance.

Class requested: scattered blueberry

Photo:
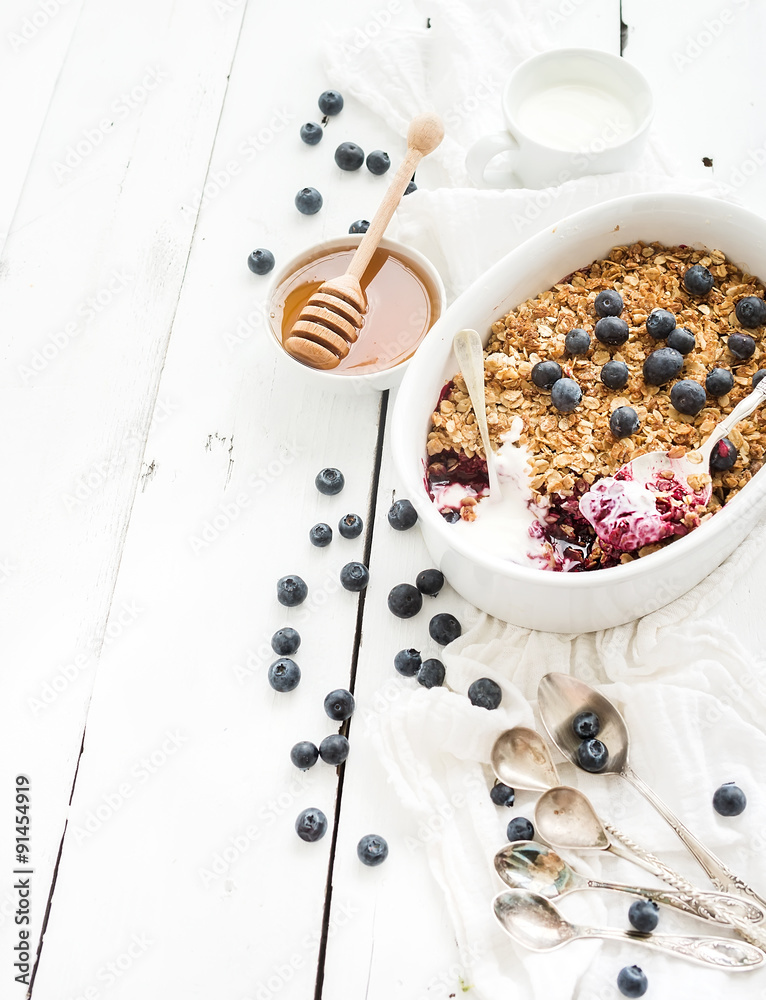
[600,360,629,390]
[670,379,706,416]
[753,369,766,388]
[417,658,445,688]
[295,807,328,842]
[388,499,418,530]
[416,568,445,596]
[706,368,734,396]
[349,219,370,234]
[736,296,766,328]
[594,316,629,347]
[404,180,417,195]
[315,467,345,495]
[710,437,738,472]
[646,308,676,339]
[490,783,515,807]
[388,583,423,618]
[683,264,714,296]
[713,782,747,816]
[268,657,301,692]
[507,817,535,842]
[310,522,333,547]
[551,377,582,413]
[628,899,659,933]
[531,360,562,389]
[299,122,323,145]
[324,688,355,721]
[334,142,365,170]
[565,328,591,355]
[468,677,502,710]
[617,965,648,998]
[728,333,756,360]
[277,575,308,607]
[290,741,319,770]
[318,89,344,115]
[338,513,363,539]
[610,405,640,438]
[394,648,421,677]
[319,734,349,765]
[429,612,462,645]
[357,834,389,866]
[667,326,695,355]
[594,289,624,317]
[271,627,301,657]
[643,347,683,385]
[572,711,600,739]
[247,248,275,275]
[295,187,323,215]
[340,562,369,592]
[577,738,609,772]
[366,150,390,175]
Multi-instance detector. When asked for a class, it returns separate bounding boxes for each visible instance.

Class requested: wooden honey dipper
[284,112,444,370]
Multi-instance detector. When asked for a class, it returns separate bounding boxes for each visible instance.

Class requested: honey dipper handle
[346,112,444,283]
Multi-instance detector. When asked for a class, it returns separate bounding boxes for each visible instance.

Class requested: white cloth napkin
[326,3,766,997]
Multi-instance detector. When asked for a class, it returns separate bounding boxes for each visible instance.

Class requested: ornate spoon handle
[585,876,765,925]
[588,927,763,969]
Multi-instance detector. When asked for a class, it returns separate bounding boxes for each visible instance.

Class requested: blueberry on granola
[728,333,756,360]
[565,328,591,355]
[667,326,695,355]
[646,308,676,339]
[670,379,706,416]
[600,360,629,390]
[594,289,624,317]
[710,438,738,472]
[531,360,562,389]
[550,378,582,413]
[609,406,640,438]
[683,264,714,296]
[735,296,766,328]
[643,347,683,385]
[753,369,766,388]
[706,368,734,396]
[594,316,629,346]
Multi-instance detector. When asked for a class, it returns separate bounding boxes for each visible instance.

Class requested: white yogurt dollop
[578,475,675,552]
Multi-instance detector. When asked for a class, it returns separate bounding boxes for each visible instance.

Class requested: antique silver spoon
[452,328,502,500]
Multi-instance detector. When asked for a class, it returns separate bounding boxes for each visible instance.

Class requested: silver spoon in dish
[452,328,502,500]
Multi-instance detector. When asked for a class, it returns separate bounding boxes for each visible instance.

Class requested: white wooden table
[2,1,766,998]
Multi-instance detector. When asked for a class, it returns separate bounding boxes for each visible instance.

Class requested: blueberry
[319,734,349,765]
[416,568,445,596]
[531,360,562,389]
[340,562,369,592]
[617,965,648,998]
[706,367,734,396]
[572,710,600,739]
[753,369,766,388]
[713,782,747,816]
[417,658,445,688]
[728,333,756,360]
[550,378,582,413]
[338,513,363,539]
[594,316,629,346]
[429,612,462,645]
[736,296,766,328]
[628,899,659,933]
[667,326,695,355]
[268,657,301,692]
[576,738,609,772]
[646,308,676,339]
[710,437,738,472]
[442,510,460,524]
[295,807,328,842]
[600,360,629,390]
[404,180,417,195]
[357,834,389,866]
[394,648,421,677]
[366,150,390,175]
[349,219,370,234]
[318,89,343,115]
[565,328,591,355]
[310,522,333,547]
[594,289,624,317]
[324,688,355,721]
[295,187,323,215]
[334,142,365,170]
[610,405,640,438]
[490,783,515,807]
[299,122,323,145]
[468,677,502,710]
[670,379,706,416]
[247,248,275,275]
[271,627,301,656]
[643,346,683,385]
[315,467,345,495]
[277,575,308,607]
[683,264,714,296]
[507,817,534,842]
[290,741,319,770]
[388,583,423,618]
[388,499,418,530]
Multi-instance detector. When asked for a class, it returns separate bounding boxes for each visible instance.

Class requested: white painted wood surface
[1,1,765,998]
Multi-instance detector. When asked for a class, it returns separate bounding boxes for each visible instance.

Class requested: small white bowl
[392,192,766,633]
[264,235,446,394]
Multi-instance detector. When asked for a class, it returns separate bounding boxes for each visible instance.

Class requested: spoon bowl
[535,785,610,851]
[493,890,575,951]
[494,841,580,897]
[452,328,502,499]
[538,672,628,774]
[490,726,560,792]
